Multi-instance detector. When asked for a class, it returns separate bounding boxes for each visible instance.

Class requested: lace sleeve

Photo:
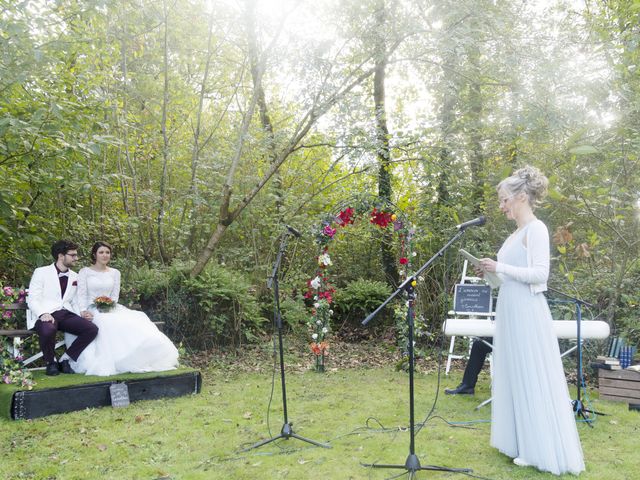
[110,269,121,304]
[77,268,91,312]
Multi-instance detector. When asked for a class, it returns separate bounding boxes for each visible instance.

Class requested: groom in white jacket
[27,240,98,376]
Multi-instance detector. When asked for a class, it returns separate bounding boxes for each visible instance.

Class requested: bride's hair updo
[498,165,548,209]
[90,241,113,264]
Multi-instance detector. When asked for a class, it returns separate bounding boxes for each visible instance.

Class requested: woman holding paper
[478,166,584,475]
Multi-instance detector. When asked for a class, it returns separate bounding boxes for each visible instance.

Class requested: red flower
[337,207,354,226]
[370,208,393,228]
[399,257,408,265]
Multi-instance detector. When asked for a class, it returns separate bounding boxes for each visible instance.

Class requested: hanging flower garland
[304,200,414,372]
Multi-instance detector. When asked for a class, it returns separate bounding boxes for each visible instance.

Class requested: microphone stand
[361,228,472,478]
[246,231,330,451]
[547,286,605,424]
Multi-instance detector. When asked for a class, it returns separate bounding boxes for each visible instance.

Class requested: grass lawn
[1,348,638,480]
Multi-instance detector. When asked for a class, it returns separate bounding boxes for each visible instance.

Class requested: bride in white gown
[67,241,179,376]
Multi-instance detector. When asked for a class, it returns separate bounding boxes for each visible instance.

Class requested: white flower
[310,276,322,289]
[329,309,334,315]
[312,333,318,340]
[412,251,417,257]
[314,302,320,308]
[318,253,332,266]
[316,320,322,325]
[322,327,328,333]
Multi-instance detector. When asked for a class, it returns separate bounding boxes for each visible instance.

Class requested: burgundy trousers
[33,309,98,364]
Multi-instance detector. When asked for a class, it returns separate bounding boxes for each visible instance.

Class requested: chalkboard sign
[110,383,130,408]
[453,284,492,314]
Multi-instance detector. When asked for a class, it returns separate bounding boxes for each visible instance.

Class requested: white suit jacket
[26,264,80,329]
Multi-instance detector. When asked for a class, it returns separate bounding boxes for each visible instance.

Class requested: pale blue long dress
[490,221,585,475]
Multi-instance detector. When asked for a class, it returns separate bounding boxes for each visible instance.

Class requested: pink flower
[323,225,336,238]
[2,310,12,319]
[3,286,13,296]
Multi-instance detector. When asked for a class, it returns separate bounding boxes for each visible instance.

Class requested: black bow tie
[58,271,69,277]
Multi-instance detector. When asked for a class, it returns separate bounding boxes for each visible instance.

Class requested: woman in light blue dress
[478,166,584,475]
[67,241,179,376]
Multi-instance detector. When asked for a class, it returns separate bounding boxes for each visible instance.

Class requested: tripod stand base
[572,399,606,426]
[362,453,472,477]
[245,422,331,451]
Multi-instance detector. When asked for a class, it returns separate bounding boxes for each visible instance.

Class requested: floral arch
[303,196,415,371]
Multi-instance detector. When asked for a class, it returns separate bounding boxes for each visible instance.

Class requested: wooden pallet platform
[2,369,201,420]
[598,368,640,404]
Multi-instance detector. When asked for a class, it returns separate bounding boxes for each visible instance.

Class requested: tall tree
[373,0,399,286]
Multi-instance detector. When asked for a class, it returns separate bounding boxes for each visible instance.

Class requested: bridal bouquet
[93,296,115,312]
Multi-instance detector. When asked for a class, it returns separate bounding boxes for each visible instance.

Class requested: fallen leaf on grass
[97,444,107,451]
[243,411,252,419]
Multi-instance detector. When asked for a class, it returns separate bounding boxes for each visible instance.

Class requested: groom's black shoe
[58,360,75,374]
[445,383,474,395]
[45,362,60,376]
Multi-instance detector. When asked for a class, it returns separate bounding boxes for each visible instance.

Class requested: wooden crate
[598,368,640,404]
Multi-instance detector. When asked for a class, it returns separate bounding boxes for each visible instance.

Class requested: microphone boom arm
[362,228,468,326]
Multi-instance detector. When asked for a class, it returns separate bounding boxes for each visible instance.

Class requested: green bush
[123,262,267,349]
[333,278,392,331]
[178,264,267,349]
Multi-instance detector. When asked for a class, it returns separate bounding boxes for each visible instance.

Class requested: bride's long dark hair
[90,241,113,264]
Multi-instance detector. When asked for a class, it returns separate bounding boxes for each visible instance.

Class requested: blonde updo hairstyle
[497,165,548,210]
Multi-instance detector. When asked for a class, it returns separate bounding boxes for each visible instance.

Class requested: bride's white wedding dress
[66,267,179,376]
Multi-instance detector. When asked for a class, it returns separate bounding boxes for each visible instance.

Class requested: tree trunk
[118,5,150,263]
[466,42,485,216]
[373,0,398,286]
[156,0,170,264]
[245,0,282,217]
[183,8,216,252]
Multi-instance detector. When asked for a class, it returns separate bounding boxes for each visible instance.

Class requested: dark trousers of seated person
[462,337,493,388]
[33,310,98,364]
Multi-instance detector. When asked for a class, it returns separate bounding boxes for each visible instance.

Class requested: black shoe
[45,362,60,376]
[58,359,75,374]
[445,383,474,395]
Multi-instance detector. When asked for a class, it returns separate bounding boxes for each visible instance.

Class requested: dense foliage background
[1,0,639,351]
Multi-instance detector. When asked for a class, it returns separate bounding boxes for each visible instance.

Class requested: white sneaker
[513,457,530,467]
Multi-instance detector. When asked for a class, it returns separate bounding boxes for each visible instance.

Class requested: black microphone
[285,225,302,237]
[456,216,486,230]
